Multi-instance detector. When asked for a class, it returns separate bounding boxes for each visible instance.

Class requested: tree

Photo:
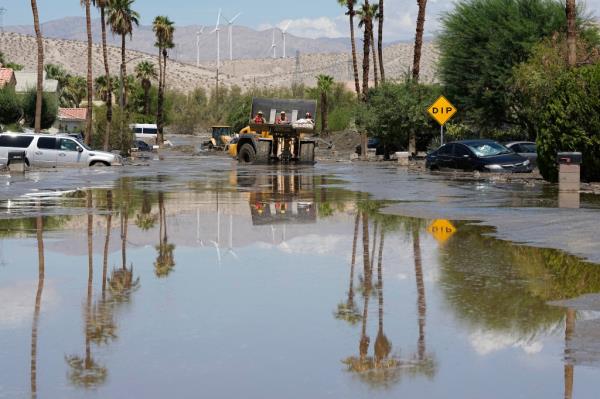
[378,0,385,82]
[30,0,44,133]
[95,75,114,102]
[317,74,334,134]
[80,0,94,145]
[370,4,380,87]
[93,0,114,151]
[438,0,574,132]
[30,215,44,398]
[412,0,428,82]
[135,61,157,115]
[23,89,58,129]
[0,87,22,125]
[44,64,69,88]
[357,1,375,96]
[566,0,577,66]
[338,0,361,98]
[107,0,139,109]
[64,75,87,108]
[153,16,175,145]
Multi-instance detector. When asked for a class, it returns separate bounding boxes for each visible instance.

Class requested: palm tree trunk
[102,191,113,299]
[361,2,371,99]
[100,7,112,151]
[348,6,361,98]
[371,26,379,87]
[30,216,44,399]
[121,34,127,107]
[144,85,150,115]
[566,0,577,67]
[412,0,428,82]
[84,0,93,146]
[378,0,385,82]
[121,198,129,270]
[157,47,165,146]
[321,91,328,134]
[85,190,93,371]
[348,212,360,303]
[30,0,43,133]
[412,225,426,361]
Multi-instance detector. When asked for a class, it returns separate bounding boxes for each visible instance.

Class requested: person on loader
[253,111,266,124]
[276,111,289,125]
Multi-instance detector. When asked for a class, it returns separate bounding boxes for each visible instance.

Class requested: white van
[0,133,122,168]
[131,124,158,140]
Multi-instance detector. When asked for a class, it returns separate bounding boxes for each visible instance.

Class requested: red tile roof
[58,108,88,121]
[0,68,15,88]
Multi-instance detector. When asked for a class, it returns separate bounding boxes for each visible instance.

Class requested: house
[0,67,16,89]
[54,108,87,133]
[14,71,59,94]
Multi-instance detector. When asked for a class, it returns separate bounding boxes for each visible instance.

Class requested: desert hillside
[0,31,438,93]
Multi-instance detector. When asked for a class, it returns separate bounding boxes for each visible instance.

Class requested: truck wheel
[299,142,315,164]
[238,144,256,163]
[255,141,271,164]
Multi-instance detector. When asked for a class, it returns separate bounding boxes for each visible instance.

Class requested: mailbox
[557,152,582,165]
[557,151,581,194]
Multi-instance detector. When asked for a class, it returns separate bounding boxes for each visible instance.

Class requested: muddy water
[0,167,599,398]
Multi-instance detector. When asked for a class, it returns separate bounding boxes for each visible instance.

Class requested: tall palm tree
[316,74,334,134]
[81,0,94,146]
[30,0,43,133]
[107,0,139,108]
[377,0,385,82]
[153,16,175,146]
[93,0,113,151]
[64,76,87,108]
[374,227,391,367]
[135,61,157,115]
[357,1,373,98]
[94,75,113,103]
[337,0,361,98]
[566,0,577,67]
[412,0,428,81]
[367,3,379,87]
[30,216,44,399]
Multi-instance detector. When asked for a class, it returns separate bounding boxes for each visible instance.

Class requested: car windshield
[74,138,91,151]
[466,142,512,157]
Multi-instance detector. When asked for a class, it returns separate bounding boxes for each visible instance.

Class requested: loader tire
[299,142,315,164]
[238,144,256,164]
[255,141,272,164]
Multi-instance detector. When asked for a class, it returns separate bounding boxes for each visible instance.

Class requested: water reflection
[0,169,598,397]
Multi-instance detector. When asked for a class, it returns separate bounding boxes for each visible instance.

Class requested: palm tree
[412,0,428,81]
[335,212,362,324]
[64,76,87,108]
[107,0,139,108]
[94,75,114,103]
[155,191,175,277]
[337,0,361,98]
[357,1,373,98]
[566,0,576,67]
[369,3,380,87]
[135,61,157,115]
[153,16,175,146]
[44,64,69,88]
[102,191,113,299]
[30,216,44,399]
[564,308,575,399]
[374,227,391,367]
[316,74,334,134]
[377,0,385,82]
[412,224,426,361]
[93,0,113,151]
[30,0,43,133]
[81,0,94,146]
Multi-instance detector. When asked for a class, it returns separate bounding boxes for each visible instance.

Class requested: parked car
[426,140,532,173]
[0,133,122,168]
[505,141,537,167]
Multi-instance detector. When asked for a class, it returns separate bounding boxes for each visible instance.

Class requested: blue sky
[1,0,599,40]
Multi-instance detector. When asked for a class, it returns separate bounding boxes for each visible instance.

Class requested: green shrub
[22,89,58,129]
[92,105,134,153]
[0,87,22,125]
[438,0,596,132]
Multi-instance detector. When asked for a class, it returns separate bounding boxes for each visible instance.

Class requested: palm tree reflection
[154,191,175,278]
[30,215,44,399]
[335,213,362,324]
[66,190,108,388]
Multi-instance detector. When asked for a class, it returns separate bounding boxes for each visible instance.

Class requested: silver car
[0,133,122,168]
[505,141,537,167]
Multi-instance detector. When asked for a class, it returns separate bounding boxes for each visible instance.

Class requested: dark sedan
[426,140,533,173]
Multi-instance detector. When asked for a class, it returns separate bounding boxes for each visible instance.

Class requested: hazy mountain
[5,17,352,63]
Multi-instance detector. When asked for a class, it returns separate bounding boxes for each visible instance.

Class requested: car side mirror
[77,146,83,153]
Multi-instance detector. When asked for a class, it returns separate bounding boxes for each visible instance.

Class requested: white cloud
[470,329,544,356]
[0,281,59,329]
[276,17,345,39]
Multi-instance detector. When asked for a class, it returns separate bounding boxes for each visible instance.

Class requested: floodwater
[1,158,599,398]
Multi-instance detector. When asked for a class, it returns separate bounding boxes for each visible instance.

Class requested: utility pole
[293,50,301,86]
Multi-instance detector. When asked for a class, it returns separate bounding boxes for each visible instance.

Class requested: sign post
[428,96,457,145]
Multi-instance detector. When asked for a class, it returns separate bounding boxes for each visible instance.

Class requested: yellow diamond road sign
[427,219,457,244]
[428,96,457,126]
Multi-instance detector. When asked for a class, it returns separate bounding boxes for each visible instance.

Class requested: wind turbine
[196,26,204,67]
[223,12,242,61]
[271,28,277,59]
[211,9,222,68]
[281,21,291,59]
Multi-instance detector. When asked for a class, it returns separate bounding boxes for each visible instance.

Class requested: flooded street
[1,154,600,398]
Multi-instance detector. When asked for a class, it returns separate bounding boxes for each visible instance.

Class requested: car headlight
[484,164,503,170]
[523,159,530,166]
